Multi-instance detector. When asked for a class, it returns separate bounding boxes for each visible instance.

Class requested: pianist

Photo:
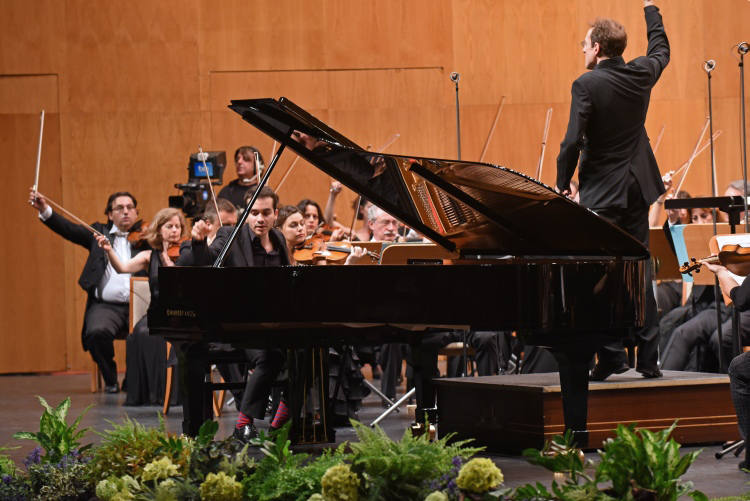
[190,185,290,442]
[556,0,669,380]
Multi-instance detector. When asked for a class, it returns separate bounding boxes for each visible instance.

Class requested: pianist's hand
[191,219,211,242]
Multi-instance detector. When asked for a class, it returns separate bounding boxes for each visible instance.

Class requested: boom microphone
[449,72,460,83]
[739,42,750,55]
[704,60,716,73]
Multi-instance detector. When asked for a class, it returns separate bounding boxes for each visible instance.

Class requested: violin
[165,236,190,260]
[680,244,750,277]
[127,219,151,251]
[293,235,379,265]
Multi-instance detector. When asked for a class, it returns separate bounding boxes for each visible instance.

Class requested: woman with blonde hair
[96,207,188,405]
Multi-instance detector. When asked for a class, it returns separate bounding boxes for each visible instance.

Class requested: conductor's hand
[192,219,211,242]
[95,234,112,252]
[644,0,655,7]
[28,188,49,212]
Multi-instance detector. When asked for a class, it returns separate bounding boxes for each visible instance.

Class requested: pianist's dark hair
[297,199,325,225]
[589,17,627,58]
[275,205,302,228]
[104,191,138,215]
[244,185,279,210]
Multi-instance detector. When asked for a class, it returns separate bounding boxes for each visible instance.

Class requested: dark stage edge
[0,372,748,498]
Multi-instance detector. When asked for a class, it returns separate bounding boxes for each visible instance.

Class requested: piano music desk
[434,370,735,452]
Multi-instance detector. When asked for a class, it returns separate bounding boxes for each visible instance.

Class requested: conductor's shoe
[232,424,258,443]
[589,363,629,381]
[104,384,120,394]
[637,368,663,379]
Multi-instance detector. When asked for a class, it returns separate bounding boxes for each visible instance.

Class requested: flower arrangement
[3,396,724,500]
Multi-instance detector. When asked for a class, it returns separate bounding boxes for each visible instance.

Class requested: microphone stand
[705,59,727,371]
[450,72,461,160]
[739,43,749,231]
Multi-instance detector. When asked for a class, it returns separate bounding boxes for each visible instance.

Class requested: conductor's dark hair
[104,192,137,215]
[589,18,627,58]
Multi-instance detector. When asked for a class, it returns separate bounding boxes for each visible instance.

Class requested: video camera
[169,151,226,218]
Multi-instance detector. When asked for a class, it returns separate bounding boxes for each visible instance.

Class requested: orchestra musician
[702,261,750,470]
[29,189,144,393]
[556,0,669,380]
[190,186,289,442]
[175,198,238,266]
[217,146,264,211]
[94,208,188,405]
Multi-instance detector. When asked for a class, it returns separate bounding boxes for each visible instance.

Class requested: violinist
[29,189,143,394]
[297,198,326,237]
[190,186,290,443]
[217,146,264,211]
[701,260,750,471]
[276,205,307,265]
[95,208,188,405]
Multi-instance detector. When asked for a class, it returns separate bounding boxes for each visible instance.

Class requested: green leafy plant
[12,396,92,464]
[0,445,19,477]
[348,419,481,500]
[26,451,94,500]
[243,438,349,501]
[88,415,189,484]
[189,434,256,483]
[596,422,706,501]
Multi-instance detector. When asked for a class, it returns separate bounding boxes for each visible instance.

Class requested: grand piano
[150,97,648,447]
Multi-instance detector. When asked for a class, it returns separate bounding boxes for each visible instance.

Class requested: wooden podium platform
[434,370,736,453]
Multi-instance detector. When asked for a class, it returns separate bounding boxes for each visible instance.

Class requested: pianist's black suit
[192,225,290,420]
[556,5,669,376]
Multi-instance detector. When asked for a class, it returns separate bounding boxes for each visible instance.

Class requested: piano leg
[551,346,596,448]
[178,342,213,437]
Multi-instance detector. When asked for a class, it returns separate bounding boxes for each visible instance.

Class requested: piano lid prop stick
[198,145,222,227]
[534,107,553,181]
[32,110,45,197]
[675,118,712,194]
[274,155,301,192]
[36,191,106,238]
[375,133,400,153]
[652,124,665,154]
[270,140,277,164]
[671,130,723,178]
[479,96,506,163]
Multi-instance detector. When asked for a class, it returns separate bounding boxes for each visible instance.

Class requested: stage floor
[0,372,748,497]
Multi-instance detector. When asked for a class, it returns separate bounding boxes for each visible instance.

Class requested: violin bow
[31,110,45,199]
[674,118,711,194]
[671,130,722,179]
[36,191,106,238]
[479,96,505,163]
[198,145,222,227]
[652,124,666,155]
[534,107,553,181]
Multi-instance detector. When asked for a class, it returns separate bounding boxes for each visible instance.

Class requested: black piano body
[150,98,648,447]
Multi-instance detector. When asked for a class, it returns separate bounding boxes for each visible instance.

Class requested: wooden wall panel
[1,0,749,373]
[62,0,200,112]
[0,76,66,373]
[0,0,66,74]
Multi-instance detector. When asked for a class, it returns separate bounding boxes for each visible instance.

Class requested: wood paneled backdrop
[1,0,749,374]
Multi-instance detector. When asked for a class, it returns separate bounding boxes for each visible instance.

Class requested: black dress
[124,249,173,406]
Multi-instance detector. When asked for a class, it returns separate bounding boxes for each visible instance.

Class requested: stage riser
[435,373,737,453]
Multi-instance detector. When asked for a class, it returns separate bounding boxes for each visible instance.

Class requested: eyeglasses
[111,204,135,213]
[580,40,587,48]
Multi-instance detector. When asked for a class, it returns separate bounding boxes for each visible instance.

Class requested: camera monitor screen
[188,151,226,183]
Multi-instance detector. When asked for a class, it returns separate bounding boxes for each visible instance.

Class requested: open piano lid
[229,97,648,259]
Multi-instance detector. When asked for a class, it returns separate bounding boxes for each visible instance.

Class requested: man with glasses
[29,189,144,393]
[556,0,670,380]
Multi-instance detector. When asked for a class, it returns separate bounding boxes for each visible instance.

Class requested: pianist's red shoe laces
[271,400,289,429]
[236,412,252,429]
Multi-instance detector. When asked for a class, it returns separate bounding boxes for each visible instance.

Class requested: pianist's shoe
[589,362,629,381]
[637,367,663,379]
[232,423,258,443]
